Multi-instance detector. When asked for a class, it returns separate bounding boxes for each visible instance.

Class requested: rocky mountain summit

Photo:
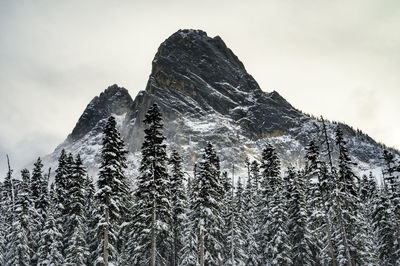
[44,29,396,179]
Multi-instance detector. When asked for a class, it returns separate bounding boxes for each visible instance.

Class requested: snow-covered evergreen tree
[225,177,247,265]
[5,168,33,266]
[1,157,14,266]
[191,142,224,265]
[64,154,89,265]
[130,104,172,265]
[258,143,291,265]
[242,163,259,266]
[332,127,373,265]
[37,196,63,266]
[169,149,187,266]
[382,149,400,262]
[180,169,199,266]
[53,149,69,259]
[303,141,333,265]
[84,175,98,266]
[30,157,47,265]
[372,185,398,265]
[94,115,129,265]
[250,160,260,196]
[286,167,312,265]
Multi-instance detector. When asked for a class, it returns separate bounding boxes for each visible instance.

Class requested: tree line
[0,103,400,265]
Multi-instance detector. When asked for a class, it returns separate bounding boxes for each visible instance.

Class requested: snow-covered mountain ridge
[43,29,398,181]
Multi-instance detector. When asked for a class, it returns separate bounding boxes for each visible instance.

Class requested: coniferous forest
[1,103,400,266]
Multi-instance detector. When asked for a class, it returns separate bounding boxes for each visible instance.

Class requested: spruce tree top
[100,116,127,172]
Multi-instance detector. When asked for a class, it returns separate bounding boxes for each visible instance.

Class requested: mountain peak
[101,84,130,97]
[67,84,133,141]
[44,29,393,181]
[145,29,264,118]
[152,29,247,75]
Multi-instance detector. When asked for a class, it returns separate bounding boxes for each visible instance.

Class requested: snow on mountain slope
[43,29,398,182]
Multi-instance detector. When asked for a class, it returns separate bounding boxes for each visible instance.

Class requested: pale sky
[0,0,399,174]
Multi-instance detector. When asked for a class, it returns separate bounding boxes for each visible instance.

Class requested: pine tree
[85,175,98,266]
[382,149,400,262]
[1,156,14,265]
[31,157,46,215]
[29,157,47,265]
[332,127,373,265]
[0,183,4,265]
[258,143,291,265]
[94,115,129,265]
[372,186,398,265]
[286,167,313,265]
[225,177,247,265]
[53,149,69,259]
[221,170,233,264]
[358,173,379,265]
[6,169,34,266]
[0,182,4,265]
[242,166,259,265]
[130,104,172,265]
[38,196,63,266]
[180,169,199,266]
[64,154,89,265]
[192,142,224,265]
[169,149,187,266]
[267,177,291,265]
[383,150,398,195]
[250,160,260,196]
[304,140,334,265]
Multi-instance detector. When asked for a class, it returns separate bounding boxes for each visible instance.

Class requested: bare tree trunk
[321,116,334,172]
[103,206,109,266]
[199,229,204,266]
[324,215,337,266]
[6,154,11,173]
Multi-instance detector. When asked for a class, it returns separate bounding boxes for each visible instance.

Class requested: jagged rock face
[45,29,397,179]
[143,29,304,139]
[68,84,134,141]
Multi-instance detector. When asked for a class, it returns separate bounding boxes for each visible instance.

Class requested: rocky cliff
[44,29,396,179]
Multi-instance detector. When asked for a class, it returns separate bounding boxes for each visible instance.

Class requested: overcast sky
[0,0,399,175]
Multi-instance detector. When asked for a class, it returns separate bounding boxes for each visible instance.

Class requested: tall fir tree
[250,160,260,196]
[54,149,69,259]
[64,154,89,265]
[180,168,199,266]
[225,177,247,265]
[332,127,373,265]
[258,143,291,265]
[130,104,172,265]
[94,115,129,265]
[1,156,14,265]
[242,165,259,265]
[192,142,224,265]
[382,149,400,262]
[38,195,63,266]
[5,169,33,266]
[286,167,313,265]
[84,175,98,266]
[30,157,47,265]
[372,184,398,265]
[304,141,333,265]
[169,149,187,266]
